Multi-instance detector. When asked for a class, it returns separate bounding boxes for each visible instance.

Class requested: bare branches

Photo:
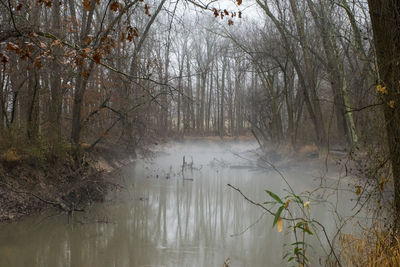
[185,0,217,10]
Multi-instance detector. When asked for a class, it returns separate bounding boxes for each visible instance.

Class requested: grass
[341,230,400,266]
[1,148,21,163]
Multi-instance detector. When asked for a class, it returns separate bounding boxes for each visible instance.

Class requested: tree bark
[49,0,63,146]
[368,0,400,216]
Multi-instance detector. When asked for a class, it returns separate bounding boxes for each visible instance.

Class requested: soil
[0,139,348,223]
[0,145,135,223]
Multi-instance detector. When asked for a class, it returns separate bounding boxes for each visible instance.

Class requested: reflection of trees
[0,156,324,266]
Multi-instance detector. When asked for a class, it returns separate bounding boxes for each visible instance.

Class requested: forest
[1,0,400,266]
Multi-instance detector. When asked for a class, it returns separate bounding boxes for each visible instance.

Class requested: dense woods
[1,0,400,264]
[0,0,384,151]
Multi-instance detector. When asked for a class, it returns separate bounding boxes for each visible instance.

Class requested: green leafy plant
[264,189,314,266]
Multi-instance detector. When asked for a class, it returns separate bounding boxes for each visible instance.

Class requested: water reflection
[0,140,353,266]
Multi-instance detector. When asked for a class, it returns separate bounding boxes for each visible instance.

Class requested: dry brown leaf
[277,217,283,233]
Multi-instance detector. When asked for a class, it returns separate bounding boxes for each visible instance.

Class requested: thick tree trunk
[368,0,400,215]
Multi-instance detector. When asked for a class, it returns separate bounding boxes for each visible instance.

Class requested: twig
[230,211,268,237]
[227,183,301,221]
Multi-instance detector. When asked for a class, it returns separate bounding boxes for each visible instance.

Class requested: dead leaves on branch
[37,0,101,11]
[126,26,140,41]
[0,53,9,64]
[376,84,388,95]
[376,84,396,109]
[37,0,53,8]
[6,41,34,63]
[3,27,137,72]
[76,35,118,65]
[85,36,93,46]
[145,4,151,16]
[92,51,102,64]
[212,8,242,26]
[5,37,65,69]
[110,1,124,12]
[83,0,91,11]
[51,39,62,47]
[6,0,147,73]
[83,0,100,11]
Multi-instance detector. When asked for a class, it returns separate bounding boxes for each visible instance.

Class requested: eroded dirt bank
[0,146,135,223]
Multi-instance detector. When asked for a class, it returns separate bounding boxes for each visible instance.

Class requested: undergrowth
[341,229,400,266]
[0,131,73,166]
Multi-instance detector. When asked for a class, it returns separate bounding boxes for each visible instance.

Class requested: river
[0,140,360,266]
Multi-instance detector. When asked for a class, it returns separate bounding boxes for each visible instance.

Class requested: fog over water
[0,140,360,266]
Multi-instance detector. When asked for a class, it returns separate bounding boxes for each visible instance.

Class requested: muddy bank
[0,146,135,223]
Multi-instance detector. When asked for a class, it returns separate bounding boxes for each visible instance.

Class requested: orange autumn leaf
[85,36,93,45]
[376,84,388,95]
[82,69,90,78]
[83,0,91,11]
[380,177,387,191]
[93,53,102,64]
[285,199,290,209]
[356,186,362,195]
[51,39,61,47]
[305,223,310,233]
[6,43,18,51]
[110,1,119,11]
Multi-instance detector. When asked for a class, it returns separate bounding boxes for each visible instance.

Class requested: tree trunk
[368,0,400,216]
[49,0,63,147]
[288,0,326,148]
[71,0,96,145]
[220,59,226,138]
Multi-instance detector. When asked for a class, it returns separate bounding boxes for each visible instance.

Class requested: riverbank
[0,145,135,223]
[0,137,351,223]
[0,139,391,266]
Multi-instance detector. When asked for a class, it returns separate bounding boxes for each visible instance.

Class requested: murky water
[0,140,359,266]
